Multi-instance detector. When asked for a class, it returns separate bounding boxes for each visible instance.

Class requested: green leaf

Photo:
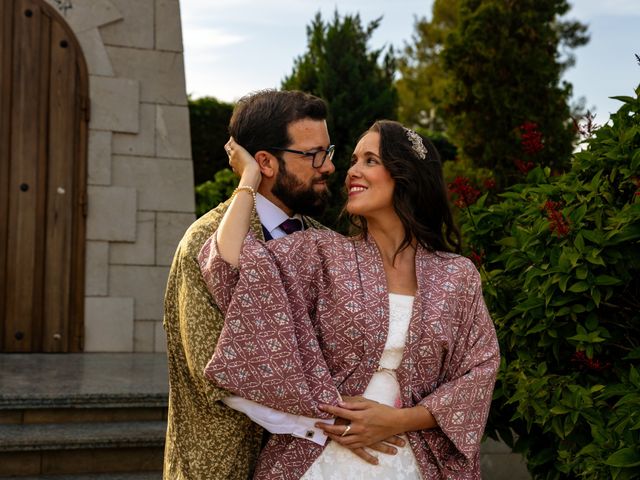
[630,365,640,388]
[594,275,623,286]
[497,237,518,247]
[575,265,588,280]
[569,204,587,224]
[610,95,636,104]
[568,281,590,293]
[605,448,640,467]
[574,233,586,253]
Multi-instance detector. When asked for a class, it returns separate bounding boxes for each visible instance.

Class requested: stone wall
[45,0,195,352]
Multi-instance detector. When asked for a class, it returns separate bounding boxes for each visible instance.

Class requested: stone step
[0,421,166,452]
[0,406,166,425]
[0,447,163,477]
[3,474,161,480]
[0,354,168,411]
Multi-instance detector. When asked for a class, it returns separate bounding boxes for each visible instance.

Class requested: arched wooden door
[0,0,88,352]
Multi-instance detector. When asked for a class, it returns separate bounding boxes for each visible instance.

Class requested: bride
[199,120,499,479]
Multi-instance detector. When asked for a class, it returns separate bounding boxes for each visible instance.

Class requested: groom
[163,90,399,479]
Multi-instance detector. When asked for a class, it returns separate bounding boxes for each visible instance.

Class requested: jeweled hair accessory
[403,127,427,159]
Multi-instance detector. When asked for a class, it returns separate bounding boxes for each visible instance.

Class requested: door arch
[1,0,88,352]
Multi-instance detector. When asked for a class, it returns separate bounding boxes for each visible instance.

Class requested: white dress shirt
[221,193,333,445]
[256,193,305,239]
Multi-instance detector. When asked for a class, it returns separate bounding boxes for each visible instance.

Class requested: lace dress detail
[301,294,423,480]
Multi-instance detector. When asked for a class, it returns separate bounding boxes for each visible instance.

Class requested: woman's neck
[366,214,414,266]
[366,214,418,295]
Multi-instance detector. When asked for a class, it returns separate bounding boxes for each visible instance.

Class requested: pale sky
[180,0,640,122]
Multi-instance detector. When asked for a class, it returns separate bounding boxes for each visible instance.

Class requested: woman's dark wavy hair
[348,120,462,256]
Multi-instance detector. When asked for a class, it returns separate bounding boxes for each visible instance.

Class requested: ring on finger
[341,424,352,437]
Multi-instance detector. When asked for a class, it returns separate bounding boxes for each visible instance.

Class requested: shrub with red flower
[519,121,544,154]
[543,200,570,237]
[448,176,481,208]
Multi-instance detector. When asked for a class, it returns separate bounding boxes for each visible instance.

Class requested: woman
[199,120,499,479]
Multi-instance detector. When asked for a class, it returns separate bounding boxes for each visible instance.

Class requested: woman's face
[345,131,395,218]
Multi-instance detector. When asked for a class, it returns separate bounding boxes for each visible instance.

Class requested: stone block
[481,453,531,480]
[134,320,155,352]
[87,130,111,186]
[89,76,140,133]
[99,0,154,49]
[85,241,109,296]
[76,29,113,76]
[110,211,156,265]
[47,0,122,33]
[86,186,137,242]
[481,437,513,454]
[156,105,191,159]
[0,452,41,475]
[156,212,194,266]
[84,297,134,352]
[154,321,167,353]
[106,46,187,105]
[155,0,183,52]
[0,411,21,425]
[112,156,195,212]
[41,447,163,474]
[113,103,156,157]
[109,265,170,320]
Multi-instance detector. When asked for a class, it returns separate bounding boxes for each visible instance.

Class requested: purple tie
[280,218,303,235]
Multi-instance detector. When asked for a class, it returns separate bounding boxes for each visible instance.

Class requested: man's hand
[327,397,406,465]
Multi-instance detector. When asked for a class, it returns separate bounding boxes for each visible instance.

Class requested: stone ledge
[0,354,168,409]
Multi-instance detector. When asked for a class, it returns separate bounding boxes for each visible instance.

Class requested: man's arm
[224,395,406,465]
[223,396,333,446]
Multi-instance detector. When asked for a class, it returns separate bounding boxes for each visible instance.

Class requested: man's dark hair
[228,89,328,156]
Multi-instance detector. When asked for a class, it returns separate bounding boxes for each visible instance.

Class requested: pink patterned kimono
[198,229,499,479]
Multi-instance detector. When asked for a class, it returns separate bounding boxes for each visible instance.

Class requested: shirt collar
[255,193,304,236]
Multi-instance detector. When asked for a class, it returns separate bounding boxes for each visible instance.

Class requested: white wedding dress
[301,293,423,480]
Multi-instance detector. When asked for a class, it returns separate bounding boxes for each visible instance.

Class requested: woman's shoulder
[421,249,481,283]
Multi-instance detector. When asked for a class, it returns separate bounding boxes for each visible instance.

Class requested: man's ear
[255,150,277,179]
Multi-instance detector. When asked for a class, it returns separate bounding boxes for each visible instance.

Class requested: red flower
[469,249,484,267]
[448,176,481,208]
[571,351,611,372]
[483,178,496,190]
[519,121,544,155]
[543,201,570,237]
[514,159,535,174]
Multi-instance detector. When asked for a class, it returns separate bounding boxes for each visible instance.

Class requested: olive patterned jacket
[162,200,322,480]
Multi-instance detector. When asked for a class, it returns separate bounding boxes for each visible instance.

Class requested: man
[163,90,335,479]
[163,89,398,479]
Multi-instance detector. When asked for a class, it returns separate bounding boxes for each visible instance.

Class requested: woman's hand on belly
[316,397,437,449]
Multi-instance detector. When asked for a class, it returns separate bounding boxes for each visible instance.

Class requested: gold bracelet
[231,185,257,215]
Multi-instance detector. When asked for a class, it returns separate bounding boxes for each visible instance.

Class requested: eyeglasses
[268,144,335,169]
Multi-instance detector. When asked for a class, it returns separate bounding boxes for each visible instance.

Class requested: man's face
[271,119,335,216]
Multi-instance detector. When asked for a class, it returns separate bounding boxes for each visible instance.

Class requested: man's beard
[272,163,331,217]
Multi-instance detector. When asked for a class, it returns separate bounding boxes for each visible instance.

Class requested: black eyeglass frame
[268,144,335,168]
